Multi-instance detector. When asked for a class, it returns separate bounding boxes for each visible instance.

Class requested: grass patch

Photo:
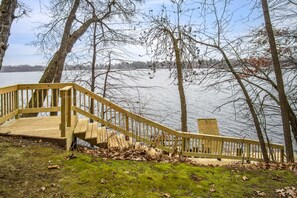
[0,137,296,197]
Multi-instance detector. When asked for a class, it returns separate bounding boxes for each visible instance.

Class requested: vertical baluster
[50,89,53,107]
[7,92,10,113]
[5,92,7,114]
[114,110,117,126]
[118,112,121,127]
[83,94,86,111]
[45,89,48,108]
[73,89,77,115]
[0,94,2,117]
[4,93,7,115]
[36,89,40,108]
[88,95,91,112]
[21,90,24,109]
[109,107,112,123]
[25,89,28,108]
[31,90,34,108]
[14,90,19,119]
[41,89,44,108]
[56,89,59,107]
[97,101,99,117]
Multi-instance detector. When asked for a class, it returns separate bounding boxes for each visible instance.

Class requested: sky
[3,0,262,66]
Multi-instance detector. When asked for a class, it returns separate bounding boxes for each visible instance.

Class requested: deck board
[0,116,64,139]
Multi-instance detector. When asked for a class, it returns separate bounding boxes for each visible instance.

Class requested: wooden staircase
[73,119,131,148]
[0,83,285,162]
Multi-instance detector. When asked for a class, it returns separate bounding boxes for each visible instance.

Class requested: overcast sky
[3,0,261,66]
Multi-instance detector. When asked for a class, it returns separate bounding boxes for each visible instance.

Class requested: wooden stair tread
[74,119,88,134]
[85,122,98,139]
[97,127,107,143]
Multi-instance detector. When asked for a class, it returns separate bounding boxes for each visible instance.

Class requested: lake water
[0,69,295,148]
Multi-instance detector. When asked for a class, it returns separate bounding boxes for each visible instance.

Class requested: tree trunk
[221,50,270,163]
[0,0,17,70]
[261,0,294,162]
[173,39,187,132]
[90,23,97,118]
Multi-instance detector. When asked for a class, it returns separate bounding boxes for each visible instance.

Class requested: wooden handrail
[71,83,285,162]
[0,83,286,162]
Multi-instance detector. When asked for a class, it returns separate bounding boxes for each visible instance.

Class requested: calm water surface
[0,70,294,148]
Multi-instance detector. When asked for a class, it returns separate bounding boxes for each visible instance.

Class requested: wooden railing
[0,85,18,124]
[0,83,285,162]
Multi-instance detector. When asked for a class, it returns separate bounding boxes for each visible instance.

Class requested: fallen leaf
[67,153,77,160]
[254,190,266,197]
[101,179,106,184]
[275,186,297,197]
[209,187,216,192]
[163,193,171,198]
[242,175,249,181]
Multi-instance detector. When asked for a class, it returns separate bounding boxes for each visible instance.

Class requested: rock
[48,165,60,169]
[40,187,46,192]
[100,179,107,184]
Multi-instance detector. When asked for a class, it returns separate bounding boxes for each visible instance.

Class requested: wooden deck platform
[0,116,64,139]
[0,116,131,150]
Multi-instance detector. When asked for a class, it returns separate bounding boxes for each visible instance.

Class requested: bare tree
[0,0,17,70]
[35,0,139,84]
[174,0,272,162]
[261,0,294,162]
[143,1,200,132]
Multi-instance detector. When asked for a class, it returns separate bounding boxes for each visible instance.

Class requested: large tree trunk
[261,0,294,162]
[0,0,17,70]
[173,39,187,132]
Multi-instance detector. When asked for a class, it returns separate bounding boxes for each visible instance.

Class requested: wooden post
[60,86,73,137]
[60,90,66,137]
[14,90,19,119]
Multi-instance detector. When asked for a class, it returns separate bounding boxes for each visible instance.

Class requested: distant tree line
[2,58,294,73]
[1,65,45,72]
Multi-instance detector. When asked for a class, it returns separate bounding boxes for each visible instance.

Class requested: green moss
[0,138,296,197]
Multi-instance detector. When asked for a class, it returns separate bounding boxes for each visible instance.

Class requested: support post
[60,86,73,137]
[60,90,66,137]
[67,89,72,127]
